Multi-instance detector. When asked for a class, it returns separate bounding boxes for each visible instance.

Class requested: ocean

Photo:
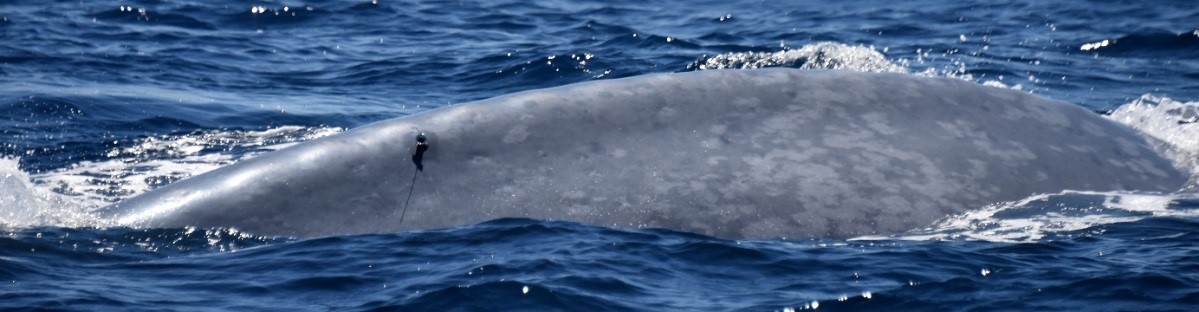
[2,0,1198,310]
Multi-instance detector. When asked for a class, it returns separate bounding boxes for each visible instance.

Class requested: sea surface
[2,0,1198,310]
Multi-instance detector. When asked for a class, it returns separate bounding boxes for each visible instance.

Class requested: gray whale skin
[105,69,1187,239]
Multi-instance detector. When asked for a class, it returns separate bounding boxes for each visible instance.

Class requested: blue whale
[104,69,1188,238]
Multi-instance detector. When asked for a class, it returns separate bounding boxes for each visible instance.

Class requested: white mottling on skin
[1080,122,1106,136]
[861,112,898,135]
[1044,112,1071,128]
[985,140,1037,162]
[732,97,760,109]
[1030,105,1071,127]
[563,190,586,200]
[1068,145,1094,153]
[1114,137,1142,157]
[1132,158,1172,178]
[945,116,1039,162]
[763,114,802,134]
[822,126,877,149]
[611,148,628,158]
[658,106,677,118]
[502,125,529,143]
[999,99,1039,123]
[937,119,986,141]
[967,159,989,178]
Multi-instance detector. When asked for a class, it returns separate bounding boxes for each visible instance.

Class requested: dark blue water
[2,0,1198,310]
[4,217,1199,311]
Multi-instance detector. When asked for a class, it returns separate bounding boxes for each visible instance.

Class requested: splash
[29,126,342,208]
[689,42,986,87]
[0,157,101,229]
[1107,95,1199,184]
[689,42,906,73]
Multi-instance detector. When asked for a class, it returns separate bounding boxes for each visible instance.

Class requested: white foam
[1107,95,1199,182]
[691,42,990,89]
[691,42,906,73]
[1102,193,1176,213]
[29,126,342,209]
[872,191,1199,243]
[0,157,101,229]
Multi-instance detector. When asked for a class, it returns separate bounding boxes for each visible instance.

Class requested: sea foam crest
[690,42,907,73]
[690,42,985,86]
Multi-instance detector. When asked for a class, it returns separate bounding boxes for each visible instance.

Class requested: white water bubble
[1080,39,1110,51]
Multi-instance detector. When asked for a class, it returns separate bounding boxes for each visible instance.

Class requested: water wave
[1108,95,1199,184]
[885,191,1199,243]
[1079,31,1199,57]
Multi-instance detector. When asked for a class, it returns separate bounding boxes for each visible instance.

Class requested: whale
[103,69,1189,239]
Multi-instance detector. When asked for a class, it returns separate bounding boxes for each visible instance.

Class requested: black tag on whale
[412,134,429,171]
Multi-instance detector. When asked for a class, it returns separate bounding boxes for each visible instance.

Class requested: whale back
[107,69,1188,238]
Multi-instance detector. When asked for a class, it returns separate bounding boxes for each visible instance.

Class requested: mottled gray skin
[106,69,1188,239]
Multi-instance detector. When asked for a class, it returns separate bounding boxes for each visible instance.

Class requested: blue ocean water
[1,0,1198,310]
